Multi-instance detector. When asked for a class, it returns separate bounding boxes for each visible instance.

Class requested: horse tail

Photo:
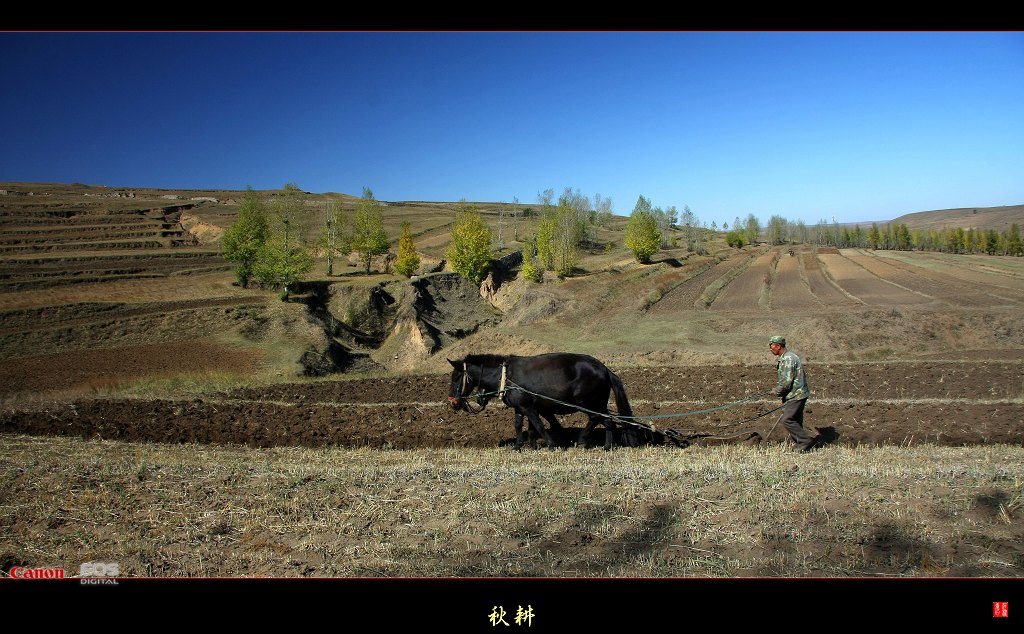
[607,369,633,418]
[609,367,662,447]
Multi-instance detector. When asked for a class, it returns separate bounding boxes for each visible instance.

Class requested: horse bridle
[447,362,481,413]
[449,361,509,414]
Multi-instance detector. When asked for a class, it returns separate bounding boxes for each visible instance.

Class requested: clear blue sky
[2,31,1022,229]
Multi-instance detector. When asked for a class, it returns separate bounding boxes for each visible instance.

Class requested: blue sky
[1,31,1022,229]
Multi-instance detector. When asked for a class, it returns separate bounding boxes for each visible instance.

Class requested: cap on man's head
[769,336,786,346]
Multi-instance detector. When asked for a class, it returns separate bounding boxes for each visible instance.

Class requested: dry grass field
[1,183,1022,624]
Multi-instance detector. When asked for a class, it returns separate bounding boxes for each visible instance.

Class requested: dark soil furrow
[8,361,1018,450]
[0,296,265,332]
[1,395,1020,449]
[0,250,224,266]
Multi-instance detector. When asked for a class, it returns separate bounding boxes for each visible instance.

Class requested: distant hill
[2,181,1020,236]
[851,204,1024,234]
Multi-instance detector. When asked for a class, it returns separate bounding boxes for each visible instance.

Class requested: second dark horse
[447,352,658,450]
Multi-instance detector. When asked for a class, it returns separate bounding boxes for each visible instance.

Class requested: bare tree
[320,200,350,276]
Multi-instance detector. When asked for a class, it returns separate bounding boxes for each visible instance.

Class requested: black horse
[447,352,658,451]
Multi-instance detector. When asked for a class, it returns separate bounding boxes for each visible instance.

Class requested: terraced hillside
[0,197,228,291]
[0,184,277,386]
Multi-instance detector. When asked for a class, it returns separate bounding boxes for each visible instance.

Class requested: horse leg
[601,414,615,451]
[582,414,615,451]
[541,412,563,450]
[542,412,563,432]
[513,410,527,452]
[579,415,599,449]
[523,411,549,449]
[525,410,555,451]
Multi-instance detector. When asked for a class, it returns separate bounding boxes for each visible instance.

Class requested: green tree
[547,190,589,277]
[743,213,761,245]
[395,221,421,277]
[534,189,557,270]
[519,237,544,283]
[911,229,924,251]
[535,215,556,271]
[946,227,965,254]
[985,229,1000,255]
[766,215,787,245]
[969,227,985,254]
[725,230,748,248]
[558,187,593,246]
[220,187,269,287]
[634,194,653,216]
[850,225,865,248]
[252,195,314,298]
[895,223,912,251]
[446,201,493,285]
[351,187,390,274]
[552,205,580,277]
[252,234,314,298]
[883,223,895,250]
[624,196,662,263]
[868,223,881,249]
[1008,223,1023,256]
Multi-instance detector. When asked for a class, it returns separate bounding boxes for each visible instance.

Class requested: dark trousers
[780,398,812,445]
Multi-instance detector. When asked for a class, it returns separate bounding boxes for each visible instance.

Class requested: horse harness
[455,360,509,413]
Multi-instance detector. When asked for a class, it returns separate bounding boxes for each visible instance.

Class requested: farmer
[769,335,817,452]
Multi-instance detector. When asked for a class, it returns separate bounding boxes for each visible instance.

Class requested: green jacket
[775,350,810,402]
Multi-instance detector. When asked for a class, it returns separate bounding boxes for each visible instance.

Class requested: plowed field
[4,362,1021,450]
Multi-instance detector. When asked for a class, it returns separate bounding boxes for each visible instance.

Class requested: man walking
[769,336,817,452]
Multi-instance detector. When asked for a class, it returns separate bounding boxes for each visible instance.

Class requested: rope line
[460,368,789,446]
[475,381,775,423]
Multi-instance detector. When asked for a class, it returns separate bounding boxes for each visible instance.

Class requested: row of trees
[671,209,1024,258]
[511,188,618,280]
[515,187,715,277]
[220,185,497,298]
[221,187,421,297]
[640,206,1024,259]
[447,188,623,283]
[220,184,711,291]
[221,184,718,295]
[810,221,1023,256]
[750,213,1024,256]
[219,188,315,298]
[447,188,712,282]
[623,195,714,262]
[222,186,1022,301]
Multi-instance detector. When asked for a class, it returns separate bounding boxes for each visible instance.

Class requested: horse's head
[447,358,477,411]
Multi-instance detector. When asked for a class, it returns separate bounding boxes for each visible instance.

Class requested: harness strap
[498,362,508,398]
